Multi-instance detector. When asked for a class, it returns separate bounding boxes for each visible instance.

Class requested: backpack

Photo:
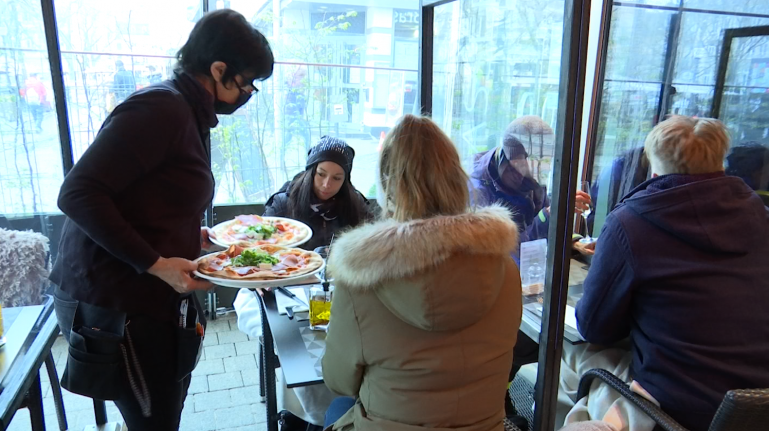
[26,87,41,105]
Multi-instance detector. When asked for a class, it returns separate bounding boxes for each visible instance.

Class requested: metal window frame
[418,0,592,428]
[711,25,769,118]
[40,0,74,176]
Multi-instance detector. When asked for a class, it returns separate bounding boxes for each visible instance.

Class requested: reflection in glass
[719,35,769,145]
[432,0,565,178]
[0,1,65,217]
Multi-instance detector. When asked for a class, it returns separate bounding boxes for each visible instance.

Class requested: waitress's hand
[148,257,212,293]
[201,227,217,251]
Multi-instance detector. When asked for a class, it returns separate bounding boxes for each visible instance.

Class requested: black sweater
[264,179,372,251]
[50,72,217,322]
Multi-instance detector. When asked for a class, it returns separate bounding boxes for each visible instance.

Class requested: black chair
[577,368,769,431]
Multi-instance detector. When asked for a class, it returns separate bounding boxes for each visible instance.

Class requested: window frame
[419,0,592,429]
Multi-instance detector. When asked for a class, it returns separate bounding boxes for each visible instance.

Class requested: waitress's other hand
[201,227,217,251]
[575,191,592,215]
[148,257,212,293]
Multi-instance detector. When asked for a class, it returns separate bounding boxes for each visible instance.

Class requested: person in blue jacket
[574,116,769,430]
[469,124,546,263]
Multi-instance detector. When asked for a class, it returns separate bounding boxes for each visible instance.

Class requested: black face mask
[214,89,252,115]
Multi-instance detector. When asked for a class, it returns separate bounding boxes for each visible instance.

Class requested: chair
[0,228,68,430]
[577,368,769,431]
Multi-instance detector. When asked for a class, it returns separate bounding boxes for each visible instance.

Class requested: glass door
[712,25,769,145]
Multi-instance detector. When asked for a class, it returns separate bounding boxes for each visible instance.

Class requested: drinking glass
[578,180,596,244]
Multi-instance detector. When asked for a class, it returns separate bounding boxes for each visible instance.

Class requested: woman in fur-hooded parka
[322,115,523,431]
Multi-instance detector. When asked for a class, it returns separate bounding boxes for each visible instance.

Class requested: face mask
[214,91,251,115]
[212,71,253,115]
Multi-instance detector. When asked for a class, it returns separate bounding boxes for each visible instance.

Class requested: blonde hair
[378,115,469,221]
[644,116,730,175]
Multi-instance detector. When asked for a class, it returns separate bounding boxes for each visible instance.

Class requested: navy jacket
[51,72,217,322]
[576,173,769,430]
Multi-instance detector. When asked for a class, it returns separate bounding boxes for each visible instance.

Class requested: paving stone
[223,354,256,373]
[241,368,260,387]
[251,402,268,423]
[207,319,231,333]
[234,340,260,356]
[219,425,267,431]
[228,385,261,407]
[217,330,248,344]
[180,409,217,431]
[205,343,236,360]
[188,375,209,394]
[214,406,255,429]
[203,332,219,346]
[207,371,243,391]
[192,358,225,377]
[194,390,233,412]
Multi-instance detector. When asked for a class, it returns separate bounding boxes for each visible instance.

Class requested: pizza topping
[235,215,263,225]
[232,249,280,267]
[246,224,277,240]
[280,254,302,267]
[233,267,257,275]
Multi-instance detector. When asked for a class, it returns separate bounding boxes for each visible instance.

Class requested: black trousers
[510,330,540,381]
[54,287,195,430]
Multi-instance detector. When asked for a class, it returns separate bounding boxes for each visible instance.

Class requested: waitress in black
[50,10,274,429]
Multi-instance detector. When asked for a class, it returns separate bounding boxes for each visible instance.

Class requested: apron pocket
[62,326,123,400]
[175,326,203,382]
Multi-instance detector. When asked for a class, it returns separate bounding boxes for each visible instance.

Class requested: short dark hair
[726,141,769,190]
[176,9,274,84]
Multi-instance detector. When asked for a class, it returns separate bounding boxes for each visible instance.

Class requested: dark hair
[287,165,364,228]
[176,9,274,84]
[726,141,769,190]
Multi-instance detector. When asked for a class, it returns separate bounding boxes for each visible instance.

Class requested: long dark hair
[287,164,364,228]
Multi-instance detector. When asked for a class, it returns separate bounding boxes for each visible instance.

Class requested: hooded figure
[575,117,769,430]
[469,122,546,239]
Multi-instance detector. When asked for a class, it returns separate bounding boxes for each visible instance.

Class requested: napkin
[276,287,310,315]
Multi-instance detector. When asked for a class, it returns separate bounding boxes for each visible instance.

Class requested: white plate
[193,254,325,289]
[210,216,313,249]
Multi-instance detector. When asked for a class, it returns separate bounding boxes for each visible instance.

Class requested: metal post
[419,5,435,116]
[534,0,592,429]
[40,0,74,175]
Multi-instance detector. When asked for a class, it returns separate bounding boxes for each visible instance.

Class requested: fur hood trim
[327,205,518,288]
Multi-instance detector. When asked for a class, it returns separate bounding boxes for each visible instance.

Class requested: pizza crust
[198,244,323,280]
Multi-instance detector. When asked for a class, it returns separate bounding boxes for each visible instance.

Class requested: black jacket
[264,179,372,251]
[50,72,217,323]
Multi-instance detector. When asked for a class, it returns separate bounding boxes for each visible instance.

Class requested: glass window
[719,34,769,145]
[684,0,769,14]
[214,1,420,205]
[590,3,769,235]
[54,0,199,162]
[432,0,565,182]
[0,1,65,223]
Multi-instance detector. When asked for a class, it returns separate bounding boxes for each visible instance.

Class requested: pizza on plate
[213,215,310,246]
[197,244,324,280]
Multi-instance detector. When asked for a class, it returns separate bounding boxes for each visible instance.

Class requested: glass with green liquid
[309,282,332,331]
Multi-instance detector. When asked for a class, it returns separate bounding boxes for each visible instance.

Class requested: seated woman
[264,136,371,250]
[236,136,370,430]
[322,114,523,430]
